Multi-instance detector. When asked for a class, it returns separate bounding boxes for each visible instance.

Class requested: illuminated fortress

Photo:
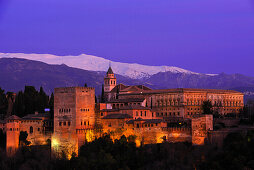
[2,67,244,158]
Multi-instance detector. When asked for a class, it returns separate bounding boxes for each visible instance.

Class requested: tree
[0,129,6,149]
[151,97,153,109]
[38,86,49,113]
[100,84,105,103]
[19,131,31,146]
[12,91,25,117]
[0,87,8,116]
[116,86,119,99]
[84,83,88,87]
[13,86,51,117]
[49,93,54,119]
[202,100,213,115]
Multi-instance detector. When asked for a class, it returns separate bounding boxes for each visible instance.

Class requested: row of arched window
[8,128,19,131]
[157,112,180,117]
[105,80,116,85]
[135,111,148,117]
[81,108,90,112]
[59,108,71,113]
[59,121,71,126]
[81,121,90,126]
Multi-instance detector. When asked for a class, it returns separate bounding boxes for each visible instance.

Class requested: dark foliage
[0,87,8,116]
[19,131,31,146]
[1,132,254,169]
[202,100,213,115]
[0,129,6,149]
[12,86,50,117]
[199,131,254,169]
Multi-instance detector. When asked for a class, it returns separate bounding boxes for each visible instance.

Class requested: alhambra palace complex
[0,67,245,158]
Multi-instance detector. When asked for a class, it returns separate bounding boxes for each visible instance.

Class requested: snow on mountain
[0,53,217,79]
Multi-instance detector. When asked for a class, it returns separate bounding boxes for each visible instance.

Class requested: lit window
[30,126,33,134]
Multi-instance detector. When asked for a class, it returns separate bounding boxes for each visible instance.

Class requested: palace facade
[2,67,244,158]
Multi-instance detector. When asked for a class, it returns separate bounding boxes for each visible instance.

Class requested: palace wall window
[30,126,33,134]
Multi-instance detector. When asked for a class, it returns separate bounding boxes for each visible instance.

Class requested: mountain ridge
[0,52,217,79]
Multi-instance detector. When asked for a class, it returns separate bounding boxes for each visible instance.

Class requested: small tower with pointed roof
[104,66,117,97]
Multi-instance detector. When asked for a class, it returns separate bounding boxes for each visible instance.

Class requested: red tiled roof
[119,105,151,110]
[107,98,145,103]
[5,115,22,121]
[126,118,164,124]
[119,88,243,95]
[102,113,132,119]
[110,84,152,93]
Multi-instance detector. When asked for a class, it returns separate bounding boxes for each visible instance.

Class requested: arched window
[30,126,33,134]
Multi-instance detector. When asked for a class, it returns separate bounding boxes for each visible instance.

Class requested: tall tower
[6,115,21,156]
[52,87,95,159]
[104,66,117,101]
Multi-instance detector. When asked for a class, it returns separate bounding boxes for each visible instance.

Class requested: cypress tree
[101,84,105,103]
[49,93,54,119]
[0,87,7,117]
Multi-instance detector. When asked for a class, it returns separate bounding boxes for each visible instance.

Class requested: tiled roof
[100,109,119,112]
[126,118,163,124]
[5,115,22,121]
[110,84,152,93]
[119,105,151,110]
[22,113,50,119]
[102,113,132,119]
[119,88,243,95]
[107,67,114,74]
[107,98,145,103]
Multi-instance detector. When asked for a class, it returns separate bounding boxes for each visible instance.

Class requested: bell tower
[104,66,116,93]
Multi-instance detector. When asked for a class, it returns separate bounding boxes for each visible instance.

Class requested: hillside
[0,58,138,94]
[1,58,254,101]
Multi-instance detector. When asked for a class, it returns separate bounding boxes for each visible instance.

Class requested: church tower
[104,66,116,101]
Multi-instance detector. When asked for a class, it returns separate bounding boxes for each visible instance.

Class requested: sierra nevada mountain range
[0,53,215,79]
[0,53,254,101]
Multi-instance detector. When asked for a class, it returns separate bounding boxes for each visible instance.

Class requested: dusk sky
[0,0,254,76]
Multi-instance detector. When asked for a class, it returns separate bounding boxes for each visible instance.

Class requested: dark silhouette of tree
[202,100,213,115]
[38,86,49,113]
[13,91,25,117]
[0,129,6,149]
[0,87,8,117]
[13,86,51,117]
[49,93,54,119]
[19,131,31,146]
[100,84,105,103]
[116,86,119,99]
[151,97,153,109]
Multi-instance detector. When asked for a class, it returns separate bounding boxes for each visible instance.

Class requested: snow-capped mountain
[0,53,215,79]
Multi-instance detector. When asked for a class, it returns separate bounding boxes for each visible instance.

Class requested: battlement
[55,87,95,93]
[162,127,191,134]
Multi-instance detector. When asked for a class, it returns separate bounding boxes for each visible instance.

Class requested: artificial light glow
[172,133,180,138]
[52,139,59,147]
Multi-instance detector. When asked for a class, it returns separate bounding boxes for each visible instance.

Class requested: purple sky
[0,0,254,76]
